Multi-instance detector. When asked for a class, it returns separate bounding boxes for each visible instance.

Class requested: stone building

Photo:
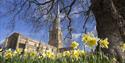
[4,33,57,53]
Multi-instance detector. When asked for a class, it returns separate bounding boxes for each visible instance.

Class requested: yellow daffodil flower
[24,49,28,52]
[71,50,79,58]
[79,50,85,56]
[82,34,97,48]
[46,50,55,59]
[0,48,2,52]
[87,38,97,47]
[5,49,13,59]
[57,53,63,58]
[16,48,22,54]
[120,43,125,52]
[63,51,70,57]
[71,41,79,49]
[30,51,37,57]
[99,38,109,48]
[112,57,117,61]
[41,52,46,57]
[5,52,12,59]
[82,34,92,43]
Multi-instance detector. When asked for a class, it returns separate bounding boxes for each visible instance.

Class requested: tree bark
[91,0,125,62]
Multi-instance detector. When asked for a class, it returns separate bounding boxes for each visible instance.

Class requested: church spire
[48,2,63,48]
[54,2,61,30]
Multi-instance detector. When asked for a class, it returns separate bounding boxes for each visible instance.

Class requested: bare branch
[31,0,53,5]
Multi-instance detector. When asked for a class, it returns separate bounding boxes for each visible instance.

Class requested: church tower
[48,3,63,48]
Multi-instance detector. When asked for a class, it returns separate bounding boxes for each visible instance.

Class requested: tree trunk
[91,0,125,62]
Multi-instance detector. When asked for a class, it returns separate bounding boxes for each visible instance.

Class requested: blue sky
[0,0,96,50]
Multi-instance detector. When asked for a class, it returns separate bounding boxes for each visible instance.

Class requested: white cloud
[72,33,81,39]
[91,26,97,36]
[0,39,5,43]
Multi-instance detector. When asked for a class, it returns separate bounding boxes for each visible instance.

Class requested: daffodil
[24,48,28,52]
[82,34,92,43]
[87,38,97,47]
[4,49,13,59]
[13,51,17,56]
[0,48,2,52]
[5,52,12,59]
[71,50,80,58]
[38,56,43,59]
[15,48,22,54]
[112,57,117,61]
[71,41,79,49]
[79,50,85,56]
[120,43,125,52]
[30,51,37,57]
[57,53,63,58]
[46,50,55,59]
[63,51,70,57]
[41,52,46,57]
[99,38,109,48]
[82,34,97,48]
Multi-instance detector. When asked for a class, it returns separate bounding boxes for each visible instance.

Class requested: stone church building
[4,33,57,53]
